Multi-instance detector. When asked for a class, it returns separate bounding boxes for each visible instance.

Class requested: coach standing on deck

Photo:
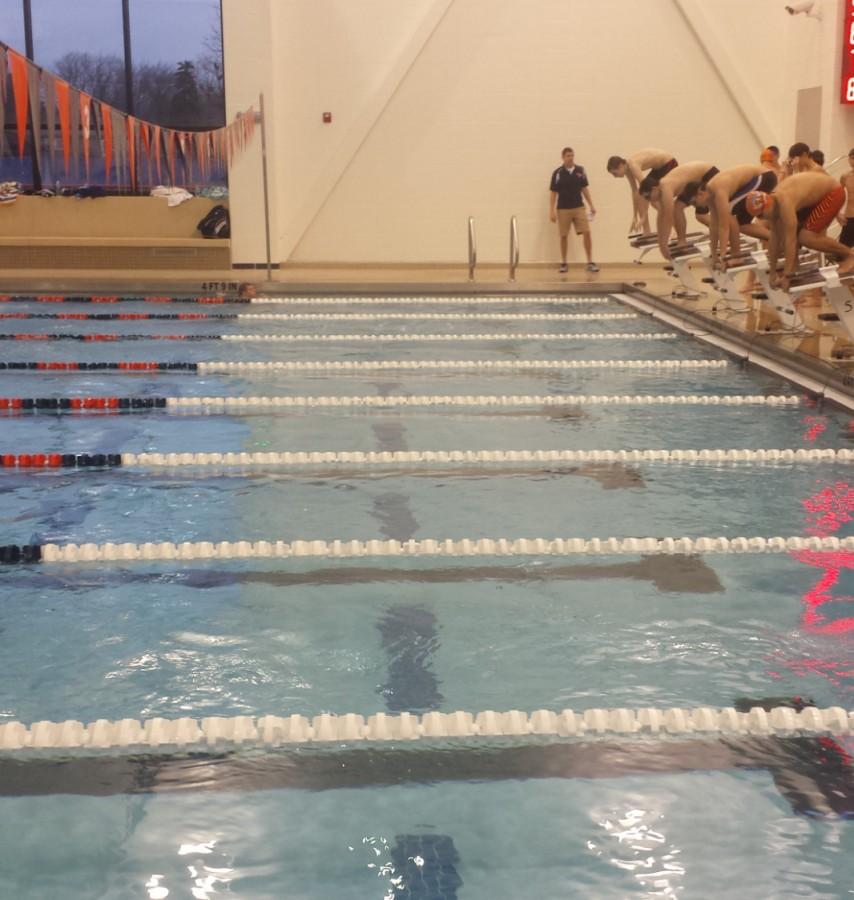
[549,147,598,274]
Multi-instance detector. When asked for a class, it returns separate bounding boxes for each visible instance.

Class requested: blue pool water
[1,292,854,898]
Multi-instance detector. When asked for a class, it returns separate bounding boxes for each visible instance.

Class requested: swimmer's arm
[656,189,675,259]
[767,219,781,280]
[714,188,730,265]
[781,201,798,277]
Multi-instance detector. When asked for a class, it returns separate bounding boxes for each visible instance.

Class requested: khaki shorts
[557,207,589,236]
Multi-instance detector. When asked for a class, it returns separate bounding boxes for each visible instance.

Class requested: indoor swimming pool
[1,291,853,898]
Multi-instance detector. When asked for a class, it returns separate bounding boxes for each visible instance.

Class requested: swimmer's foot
[838,255,854,276]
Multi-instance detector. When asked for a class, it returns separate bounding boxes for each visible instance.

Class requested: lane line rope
[1,705,851,754]
[0,359,729,374]
[0,332,677,343]
[2,447,848,470]
[1,294,612,306]
[0,533,845,565]
[0,312,640,322]
[0,394,800,413]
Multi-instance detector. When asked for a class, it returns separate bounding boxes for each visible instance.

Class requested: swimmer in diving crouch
[606,149,678,235]
[682,164,777,269]
[746,171,854,290]
[640,161,717,261]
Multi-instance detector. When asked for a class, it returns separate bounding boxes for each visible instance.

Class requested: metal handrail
[468,217,477,281]
[509,215,519,282]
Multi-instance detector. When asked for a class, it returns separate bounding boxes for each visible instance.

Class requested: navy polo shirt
[550,164,588,209]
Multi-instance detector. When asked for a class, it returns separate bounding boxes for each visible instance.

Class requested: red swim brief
[800,186,845,233]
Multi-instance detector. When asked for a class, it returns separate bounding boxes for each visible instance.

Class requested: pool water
[1,292,853,899]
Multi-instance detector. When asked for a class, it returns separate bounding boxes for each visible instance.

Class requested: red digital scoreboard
[844,1,854,103]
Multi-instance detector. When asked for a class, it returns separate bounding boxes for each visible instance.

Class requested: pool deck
[2,260,853,384]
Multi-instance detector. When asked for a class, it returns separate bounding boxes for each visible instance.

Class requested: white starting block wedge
[750,249,799,324]
[813,266,854,341]
[629,231,705,266]
[666,245,705,298]
[629,233,659,264]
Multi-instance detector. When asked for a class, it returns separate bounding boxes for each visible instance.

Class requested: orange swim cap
[745,191,774,217]
[760,148,776,164]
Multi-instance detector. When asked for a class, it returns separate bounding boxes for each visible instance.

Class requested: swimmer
[682,164,777,268]
[747,171,854,290]
[838,148,854,247]
[761,146,786,182]
[787,142,822,175]
[606,149,678,235]
[640,161,717,261]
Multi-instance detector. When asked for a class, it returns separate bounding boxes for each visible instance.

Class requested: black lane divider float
[0,362,198,371]
[0,334,219,342]
[0,295,245,304]
[0,545,42,563]
[0,313,236,321]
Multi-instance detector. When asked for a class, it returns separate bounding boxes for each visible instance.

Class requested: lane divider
[218,332,679,343]
[0,533,846,565]
[0,705,851,755]
[0,312,232,321]
[0,362,196,372]
[0,312,640,322]
[0,295,239,304]
[0,294,612,306]
[0,393,801,414]
[238,312,640,321]
[0,359,729,375]
[0,332,677,343]
[1,447,849,471]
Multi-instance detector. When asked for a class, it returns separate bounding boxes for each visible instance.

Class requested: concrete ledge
[0,242,230,271]
[0,195,227,239]
[0,236,227,248]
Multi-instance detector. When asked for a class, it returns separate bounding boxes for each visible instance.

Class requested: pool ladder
[468,216,477,281]
[466,215,519,281]
[509,215,519,282]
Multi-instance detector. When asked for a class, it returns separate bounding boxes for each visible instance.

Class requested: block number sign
[845,1,854,102]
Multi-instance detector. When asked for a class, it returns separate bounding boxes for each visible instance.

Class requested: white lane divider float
[1,706,851,755]
[195,359,729,374]
[165,393,799,410]
[39,534,852,564]
[122,447,854,469]
[234,312,639,321]
[220,332,679,343]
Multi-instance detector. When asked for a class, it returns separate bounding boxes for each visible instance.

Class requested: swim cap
[760,148,776,164]
[745,191,774,217]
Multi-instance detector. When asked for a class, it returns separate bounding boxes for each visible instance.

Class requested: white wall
[223,0,849,267]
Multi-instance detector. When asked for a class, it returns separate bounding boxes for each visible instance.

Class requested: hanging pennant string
[26,63,42,172]
[126,116,137,193]
[101,102,113,185]
[8,50,29,159]
[80,93,91,182]
[0,40,259,189]
[53,78,72,176]
[0,45,7,156]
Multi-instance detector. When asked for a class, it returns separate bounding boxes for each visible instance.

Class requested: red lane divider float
[0,362,197,371]
[1,452,122,468]
[0,313,234,321]
[0,295,245,304]
[0,334,219,341]
[0,396,167,411]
